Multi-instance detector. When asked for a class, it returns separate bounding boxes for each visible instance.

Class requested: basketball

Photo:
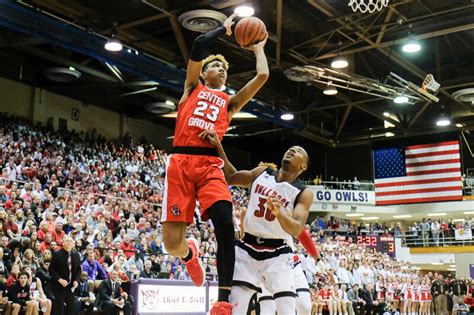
[234,17,267,47]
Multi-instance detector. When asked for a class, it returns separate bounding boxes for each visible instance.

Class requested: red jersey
[173,82,231,148]
[319,289,329,300]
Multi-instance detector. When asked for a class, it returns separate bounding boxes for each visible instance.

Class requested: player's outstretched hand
[241,33,268,52]
[223,13,237,36]
[199,130,221,148]
[267,196,281,217]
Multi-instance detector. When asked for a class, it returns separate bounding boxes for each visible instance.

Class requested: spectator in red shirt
[51,222,65,246]
[37,222,49,241]
[465,291,474,313]
[3,214,19,239]
[120,235,134,259]
[104,211,117,236]
[6,264,20,288]
[40,232,52,252]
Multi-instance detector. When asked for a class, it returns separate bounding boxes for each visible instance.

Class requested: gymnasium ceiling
[0,0,473,148]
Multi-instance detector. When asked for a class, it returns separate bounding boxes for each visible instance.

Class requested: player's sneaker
[182,238,205,287]
[210,301,233,315]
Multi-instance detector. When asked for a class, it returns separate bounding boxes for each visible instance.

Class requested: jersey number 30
[193,101,220,122]
[254,197,275,222]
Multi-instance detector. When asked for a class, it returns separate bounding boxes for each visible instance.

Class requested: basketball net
[348,0,389,13]
[422,74,440,93]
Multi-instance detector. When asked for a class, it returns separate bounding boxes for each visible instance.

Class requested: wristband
[297,229,319,258]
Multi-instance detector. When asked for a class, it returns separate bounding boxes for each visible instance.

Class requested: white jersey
[244,168,306,248]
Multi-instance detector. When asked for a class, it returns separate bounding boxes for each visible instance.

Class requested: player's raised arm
[227,36,269,120]
[199,130,264,188]
[181,14,236,103]
[268,189,314,238]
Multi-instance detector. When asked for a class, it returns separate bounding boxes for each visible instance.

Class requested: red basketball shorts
[161,154,232,223]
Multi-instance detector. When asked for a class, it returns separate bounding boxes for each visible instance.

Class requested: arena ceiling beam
[168,16,189,64]
[117,14,168,31]
[0,36,48,48]
[313,22,474,61]
[375,7,394,45]
[353,103,400,127]
[336,123,474,147]
[275,0,283,66]
[30,0,99,20]
[22,47,119,83]
[358,52,406,125]
[292,2,474,56]
[306,0,474,117]
[406,100,432,129]
[289,10,379,51]
[283,41,402,130]
[376,47,474,113]
[31,0,178,63]
[335,105,352,139]
[295,129,335,147]
[141,1,190,64]
[115,28,176,61]
[306,97,383,112]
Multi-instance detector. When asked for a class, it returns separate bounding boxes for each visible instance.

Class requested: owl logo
[171,205,181,217]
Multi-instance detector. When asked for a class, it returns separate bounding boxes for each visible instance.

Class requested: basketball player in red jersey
[161,13,269,314]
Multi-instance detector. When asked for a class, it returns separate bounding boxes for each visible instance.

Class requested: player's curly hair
[201,54,229,72]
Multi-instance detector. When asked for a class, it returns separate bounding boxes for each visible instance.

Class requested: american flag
[373,140,463,205]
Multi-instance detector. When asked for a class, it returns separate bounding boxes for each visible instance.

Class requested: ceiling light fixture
[345,213,365,217]
[447,268,456,271]
[427,213,447,217]
[436,117,451,127]
[402,38,421,53]
[361,216,379,221]
[234,5,255,17]
[281,113,294,121]
[393,215,412,219]
[455,123,463,128]
[105,36,123,52]
[383,112,390,117]
[463,211,474,215]
[394,95,409,104]
[323,84,338,95]
[430,262,444,265]
[331,56,349,69]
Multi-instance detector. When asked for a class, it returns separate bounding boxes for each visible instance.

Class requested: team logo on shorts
[170,205,181,217]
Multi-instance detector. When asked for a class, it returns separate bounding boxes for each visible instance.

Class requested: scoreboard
[356,235,396,257]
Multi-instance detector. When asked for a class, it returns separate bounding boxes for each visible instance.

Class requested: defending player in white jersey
[240,206,318,315]
[200,130,315,315]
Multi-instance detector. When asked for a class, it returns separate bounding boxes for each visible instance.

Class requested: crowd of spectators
[1,112,473,315]
[296,236,474,315]
[0,113,225,313]
[404,217,474,247]
[312,176,368,191]
[310,217,393,236]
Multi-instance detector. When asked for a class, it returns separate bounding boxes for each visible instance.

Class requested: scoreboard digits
[356,235,395,256]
